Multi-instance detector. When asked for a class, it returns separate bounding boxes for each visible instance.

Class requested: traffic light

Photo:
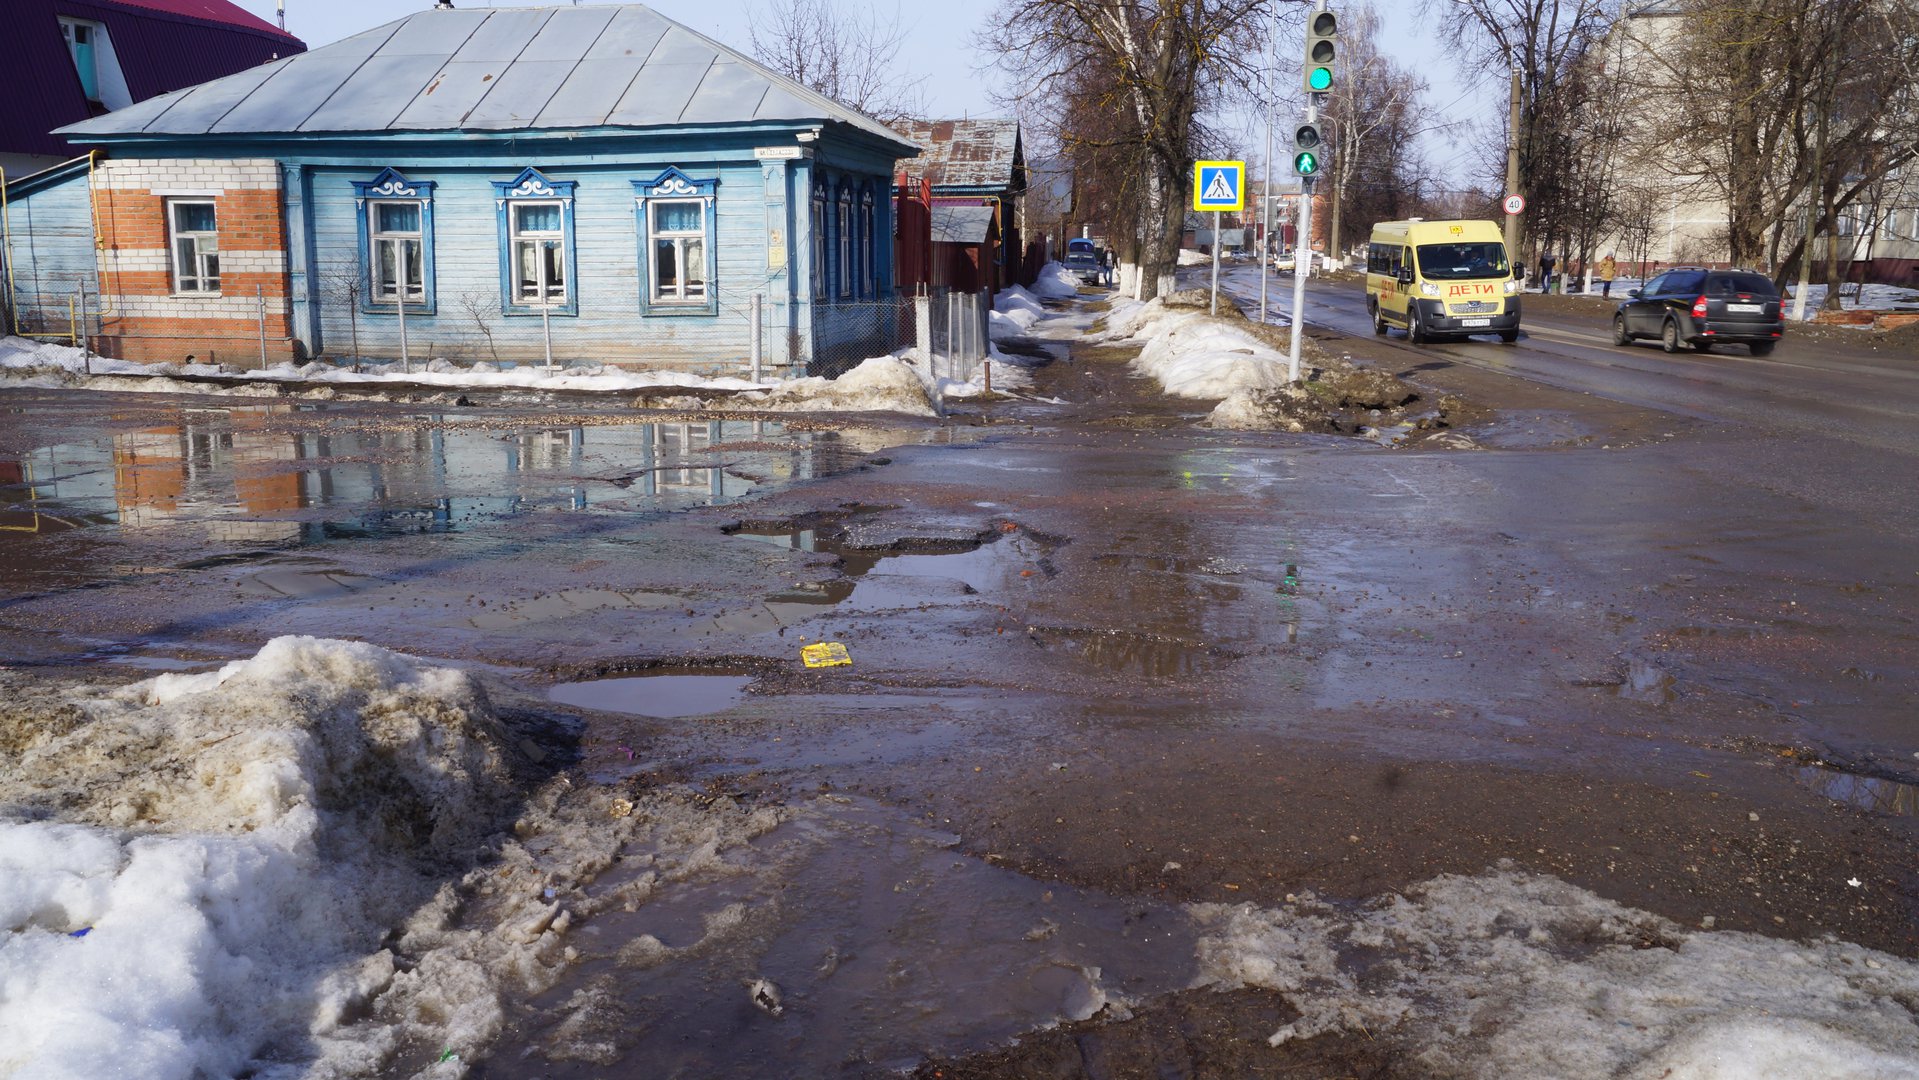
[1292,119,1324,177]
[1303,9,1337,94]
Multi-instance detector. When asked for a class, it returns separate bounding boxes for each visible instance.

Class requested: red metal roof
[1,0,304,161]
[105,0,299,40]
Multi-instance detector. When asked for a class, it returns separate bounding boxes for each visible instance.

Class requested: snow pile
[744,355,938,417]
[1176,249,1210,266]
[1192,865,1919,1076]
[1115,298,1293,399]
[991,286,1049,341]
[1207,385,1315,432]
[1028,262,1082,300]
[0,336,946,416]
[0,637,517,1079]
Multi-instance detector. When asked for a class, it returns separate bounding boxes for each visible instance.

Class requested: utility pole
[1505,64,1524,268]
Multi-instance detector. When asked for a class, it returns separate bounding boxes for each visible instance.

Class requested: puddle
[1795,765,1919,817]
[732,526,1047,619]
[1616,657,1676,704]
[478,798,1199,1076]
[549,673,754,719]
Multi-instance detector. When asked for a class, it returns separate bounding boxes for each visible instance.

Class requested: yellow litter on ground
[801,642,852,668]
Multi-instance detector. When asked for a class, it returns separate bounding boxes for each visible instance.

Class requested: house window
[511,203,567,304]
[492,168,578,316]
[650,201,706,303]
[862,190,877,296]
[351,169,438,314]
[838,188,853,298]
[167,200,219,294]
[811,185,826,299]
[632,168,719,316]
[370,202,424,304]
[59,19,101,103]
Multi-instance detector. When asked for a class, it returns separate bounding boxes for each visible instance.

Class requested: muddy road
[1,286,1916,1076]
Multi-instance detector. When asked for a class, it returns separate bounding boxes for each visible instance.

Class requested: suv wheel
[1749,341,1776,357]
[1661,318,1682,353]
[1612,315,1631,346]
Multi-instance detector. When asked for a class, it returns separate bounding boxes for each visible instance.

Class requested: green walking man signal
[1292,121,1324,177]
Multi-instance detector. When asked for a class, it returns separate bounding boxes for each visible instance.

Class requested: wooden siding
[3,171,99,336]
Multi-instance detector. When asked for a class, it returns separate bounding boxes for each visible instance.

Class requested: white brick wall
[94,159,281,192]
[101,249,286,274]
[110,295,289,318]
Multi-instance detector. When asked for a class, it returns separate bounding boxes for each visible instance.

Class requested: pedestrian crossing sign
[1193,161,1245,212]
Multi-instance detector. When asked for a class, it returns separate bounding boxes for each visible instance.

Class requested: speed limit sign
[1502,194,1526,216]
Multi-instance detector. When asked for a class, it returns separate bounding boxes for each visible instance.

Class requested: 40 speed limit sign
[1502,194,1526,216]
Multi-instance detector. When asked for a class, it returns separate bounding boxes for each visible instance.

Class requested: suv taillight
[1691,295,1710,318]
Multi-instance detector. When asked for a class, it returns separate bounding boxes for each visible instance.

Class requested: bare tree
[1317,3,1430,262]
[746,0,928,124]
[982,0,1296,300]
[457,288,502,365]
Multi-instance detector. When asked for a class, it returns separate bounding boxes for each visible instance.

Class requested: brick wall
[91,159,296,366]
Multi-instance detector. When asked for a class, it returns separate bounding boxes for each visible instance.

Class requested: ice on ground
[0,637,516,1080]
[1192,863,1919,1078]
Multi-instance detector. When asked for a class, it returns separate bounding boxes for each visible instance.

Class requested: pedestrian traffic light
[1292,119,1324,177]
[1303,9,1337,94]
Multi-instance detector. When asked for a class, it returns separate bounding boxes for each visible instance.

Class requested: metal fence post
[66,294,76,349]
[750,292,763,382]
[397,290,410,374]
[914,287,932,381]
[541,303,553,374]
[255,285,268,370]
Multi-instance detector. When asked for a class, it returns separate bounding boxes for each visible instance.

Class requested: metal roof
[57,3,916,150]
[2,0,302,159]
[930,204,994,245]
[893,118,1023,193]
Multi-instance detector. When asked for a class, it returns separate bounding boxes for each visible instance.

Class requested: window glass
[653,201,701,233]
[1705,272,1776,296]
[1414,242,1509,280]
[838,192,852,298]
[376,202,420,233]
[168,200,219,293]
[1643,273,1670,294]
[509,200,566,304]
[369,200,425,303]
[514,203,562,233]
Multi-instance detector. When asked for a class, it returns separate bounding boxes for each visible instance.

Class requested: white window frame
[167,199,219,295]
[838,189,853,298]
[862,191,877,297]
[509,199,568,306]
[811,190,826,299]
[646,198,708,305]
[368,199,425,306]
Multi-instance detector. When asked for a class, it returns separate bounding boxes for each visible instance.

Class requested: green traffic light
[1295,152,1319,175]
[1308,66,1332,91]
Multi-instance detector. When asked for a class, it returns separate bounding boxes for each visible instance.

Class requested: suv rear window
[1705,272,1776,296]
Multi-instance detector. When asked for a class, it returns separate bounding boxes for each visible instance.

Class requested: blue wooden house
[19,3,917,373]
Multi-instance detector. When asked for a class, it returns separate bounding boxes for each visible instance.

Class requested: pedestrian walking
[1597,252,1618,298]
[1538,251,1557,294]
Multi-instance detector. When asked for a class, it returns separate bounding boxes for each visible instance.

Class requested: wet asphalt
[0,276,1915,1074]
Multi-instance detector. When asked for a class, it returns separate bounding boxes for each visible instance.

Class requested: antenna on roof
[434,0,455,8]
[275,0,285,30]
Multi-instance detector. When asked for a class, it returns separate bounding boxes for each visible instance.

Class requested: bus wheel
[1408,309,1427,344]
[1371,303,1387,335]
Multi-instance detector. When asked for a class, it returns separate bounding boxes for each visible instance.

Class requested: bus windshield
[1415,242,1509,280]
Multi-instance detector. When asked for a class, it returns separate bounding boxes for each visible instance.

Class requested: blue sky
[227,0,1496,179]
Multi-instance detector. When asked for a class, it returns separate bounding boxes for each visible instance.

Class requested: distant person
[1538,251,1557,293]
[1597,252,1618,298]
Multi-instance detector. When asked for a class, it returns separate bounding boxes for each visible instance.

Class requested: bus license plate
[1461,318,1491,327]
[1728,303,1763,313]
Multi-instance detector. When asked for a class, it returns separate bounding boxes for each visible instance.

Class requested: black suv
[1611,268,1784,356]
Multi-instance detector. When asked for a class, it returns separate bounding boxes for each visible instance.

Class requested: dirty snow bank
[1028,262,1082,300]
[0,337,942,416]
[1193,864,1919,1076]
[991,285,1049,341]
[0,637,515,1078]
[1101,294,1295,398]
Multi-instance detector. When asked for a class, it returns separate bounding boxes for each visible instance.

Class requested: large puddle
[0,403,946,591]
[1796,765,1919,817]
[477,798,1200,1076]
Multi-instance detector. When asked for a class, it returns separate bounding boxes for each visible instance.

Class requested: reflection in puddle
[549,674,754,719]
[482,799,1197,1077]
[1796,766,1919,817]
[732,527,1045,618]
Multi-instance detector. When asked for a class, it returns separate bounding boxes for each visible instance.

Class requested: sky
[224,0,1499,182]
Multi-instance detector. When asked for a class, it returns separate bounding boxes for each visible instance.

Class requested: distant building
[893,119,1026,292]
[5,3,919,372]
[0,0,304,176]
